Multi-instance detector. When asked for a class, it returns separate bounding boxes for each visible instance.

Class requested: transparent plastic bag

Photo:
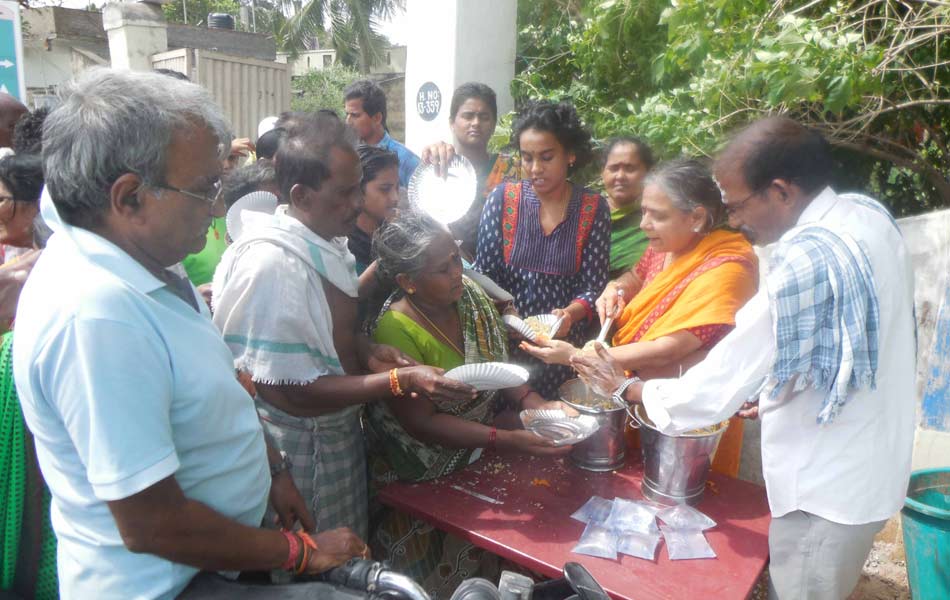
[660,526,716,560]
[656,503,716,531]
[604,498,659,534]
[570,495,613,524]
[617,530,662,560]
[571,522,619,560]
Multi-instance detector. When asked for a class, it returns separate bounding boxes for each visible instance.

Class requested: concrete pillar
[404,0,517,154]
[102,2,169,71]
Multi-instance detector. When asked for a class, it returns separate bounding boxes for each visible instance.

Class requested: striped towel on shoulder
[764,225,880,424]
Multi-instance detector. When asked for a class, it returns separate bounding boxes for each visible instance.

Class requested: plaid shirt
[764,224,881,424]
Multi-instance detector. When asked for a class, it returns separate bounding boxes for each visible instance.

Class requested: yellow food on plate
[524,316,552,342]
[579,340,611,356]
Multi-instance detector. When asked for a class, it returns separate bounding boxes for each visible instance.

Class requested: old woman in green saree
[364,211,569,598]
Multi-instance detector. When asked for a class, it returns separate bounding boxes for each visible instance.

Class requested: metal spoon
[594,289,624,345]
[595,317,613,345]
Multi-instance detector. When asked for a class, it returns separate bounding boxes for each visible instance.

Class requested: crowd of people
[0,65,916,600]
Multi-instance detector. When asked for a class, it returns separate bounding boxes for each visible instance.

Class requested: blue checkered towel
[764,225,880,424]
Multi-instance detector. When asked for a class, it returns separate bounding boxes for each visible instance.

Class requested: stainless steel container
[632,404,727,505]
[558,379,626,472]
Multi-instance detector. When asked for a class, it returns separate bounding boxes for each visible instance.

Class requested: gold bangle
[389,368,405,397]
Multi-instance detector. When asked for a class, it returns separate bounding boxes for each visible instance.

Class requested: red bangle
[295,531,318,575]
[281,531,300,571]
[488,426,497,449]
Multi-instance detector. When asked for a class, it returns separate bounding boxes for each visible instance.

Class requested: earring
[693,226,702,233]
[407,287,416,295]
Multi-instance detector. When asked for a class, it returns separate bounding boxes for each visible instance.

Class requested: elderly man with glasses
[576,116,916,600]
[12,68,365,600]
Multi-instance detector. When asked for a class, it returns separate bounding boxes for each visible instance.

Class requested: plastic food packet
[604,498,660,534]
[571,522,619,560]
[656,504,717,531]
[570,496,613,524]
[660,526,716,560]
[617,530,662,560]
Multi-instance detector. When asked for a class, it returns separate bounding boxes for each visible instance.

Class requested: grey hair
[42,67,232,229]
[644,158,724,231]
[373,211,450,285]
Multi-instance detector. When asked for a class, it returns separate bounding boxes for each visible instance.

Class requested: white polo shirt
[642,188,916,525]
[13,206,270,599]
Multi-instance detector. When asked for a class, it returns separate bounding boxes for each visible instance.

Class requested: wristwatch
[270,451,293,477]
[612,376,641,408]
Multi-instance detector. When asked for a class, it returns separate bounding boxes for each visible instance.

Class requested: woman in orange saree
[522,159,757,475]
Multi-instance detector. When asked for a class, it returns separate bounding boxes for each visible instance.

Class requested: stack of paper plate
[444,362,529,391]
[520,409,600,446]
[406,155,478,225]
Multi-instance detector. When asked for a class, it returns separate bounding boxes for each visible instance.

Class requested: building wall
[276,49,337,77]
[370,46,406,75]
[898,208,950,470]
[23,44,74,97]
[375,75,406,143]
[152,48,292,140]
[277,46,405,77]
[167,23,275,61]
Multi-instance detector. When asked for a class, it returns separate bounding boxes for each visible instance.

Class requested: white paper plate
[525,314,560,340]
[407,155,478,225]
[226,191,279,241]
[503,314,562,343]
[444,362,529,391]
[502,315,537,342]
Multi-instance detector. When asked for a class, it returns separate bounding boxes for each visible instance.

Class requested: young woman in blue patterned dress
[474,102,610,398]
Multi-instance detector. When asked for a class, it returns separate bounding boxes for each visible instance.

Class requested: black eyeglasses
[723,185,767,217]
[152,180,223,207]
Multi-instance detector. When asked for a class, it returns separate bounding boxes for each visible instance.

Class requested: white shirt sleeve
[641,288,775,434]
[40,317,180,501]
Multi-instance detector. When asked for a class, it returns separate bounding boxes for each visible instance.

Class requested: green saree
[365,276,509,598]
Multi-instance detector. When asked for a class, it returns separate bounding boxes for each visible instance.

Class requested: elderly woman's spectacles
[153,181,223,207]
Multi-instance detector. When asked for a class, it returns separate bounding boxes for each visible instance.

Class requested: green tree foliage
[513,0,950,216]
[282,0,403,72]
[163,0,242,26]
[163,0,401,74]
[290,63,361,114]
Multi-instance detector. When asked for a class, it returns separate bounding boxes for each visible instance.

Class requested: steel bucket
[632,404,727,505]
[558,379,626,472]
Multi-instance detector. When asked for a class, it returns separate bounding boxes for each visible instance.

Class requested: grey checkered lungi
[256,397,368,540]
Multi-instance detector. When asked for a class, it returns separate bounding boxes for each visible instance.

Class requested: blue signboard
[0,1,25,101]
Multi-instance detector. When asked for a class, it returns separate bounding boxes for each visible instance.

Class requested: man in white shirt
[577,117,916,600]
[13,68,364,600]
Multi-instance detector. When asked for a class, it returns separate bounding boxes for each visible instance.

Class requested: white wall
[23,44,74,92]
[404,0,516,154]
[370,46,406,74]
[897,208,950,470]
[454,1,515,117]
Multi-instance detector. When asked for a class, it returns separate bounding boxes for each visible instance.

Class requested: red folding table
[379,452,771,600]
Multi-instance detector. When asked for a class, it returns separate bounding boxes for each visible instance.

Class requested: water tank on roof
[207,13,235,30]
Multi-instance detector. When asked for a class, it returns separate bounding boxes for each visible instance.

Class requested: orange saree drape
[613,230,757,477]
